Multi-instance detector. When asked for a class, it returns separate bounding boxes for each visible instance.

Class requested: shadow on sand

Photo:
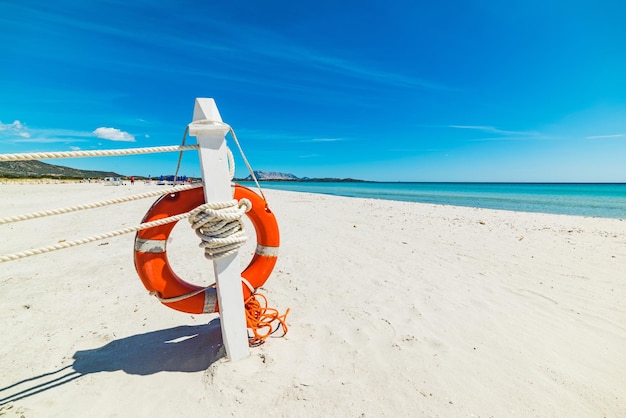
[0,319,224,405]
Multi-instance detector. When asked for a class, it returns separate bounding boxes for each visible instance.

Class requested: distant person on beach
[130,176,135,185]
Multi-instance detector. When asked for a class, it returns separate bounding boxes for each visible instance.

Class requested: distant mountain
[243,171,299,181]
[0,160,123,179]
[238,170,366,182]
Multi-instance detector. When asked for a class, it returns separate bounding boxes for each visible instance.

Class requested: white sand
[1,182,625,417]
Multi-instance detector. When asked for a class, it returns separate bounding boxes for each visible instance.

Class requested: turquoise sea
[240,182,626,219]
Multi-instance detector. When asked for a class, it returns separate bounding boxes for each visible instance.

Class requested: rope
[149,287,209,304]
[0,124,268,272]
[245,292,290,347]
[172,123,237,181]
[0,204,206,263]
[188,198,252,260]
[182,120,236,181]
[148,285,290,348]
[0,183,203,225]
[173,126,189,184]
[226,147,235,180]
[0,145,199,161]
[228,128,267,202]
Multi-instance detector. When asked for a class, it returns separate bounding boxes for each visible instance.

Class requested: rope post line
[189,98,250,362]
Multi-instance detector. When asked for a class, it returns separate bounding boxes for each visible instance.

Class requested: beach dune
[1,182,625,417]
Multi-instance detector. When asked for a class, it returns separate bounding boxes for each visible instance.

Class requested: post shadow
[0,319,225,405]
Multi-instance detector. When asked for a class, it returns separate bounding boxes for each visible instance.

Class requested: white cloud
[70,146,81,151]
[0,120,19,130]
[93,127,136,142]
[0,120,31,138]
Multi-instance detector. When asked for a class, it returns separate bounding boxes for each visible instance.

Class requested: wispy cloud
[0,121,90,144]
[235,128,339,143]
[304,137,345,143]
[179,20,451,93]
[1,121,136,145]
[3,4,450,110]
[291,50,449,91]
[93,127,136,142]
[0,120,31,138]
[449,125,535,136]
[8,137,90,144]
[449,125,545,141]
[586,133,625,139]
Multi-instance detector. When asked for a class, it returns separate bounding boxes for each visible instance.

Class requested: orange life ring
[134,184,279,314]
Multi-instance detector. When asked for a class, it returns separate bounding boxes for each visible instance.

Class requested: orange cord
[244,292,290,347]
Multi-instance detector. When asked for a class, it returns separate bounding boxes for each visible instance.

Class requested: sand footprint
[343,307,397,340]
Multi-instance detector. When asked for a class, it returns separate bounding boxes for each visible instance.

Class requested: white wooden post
[188,98,249,361]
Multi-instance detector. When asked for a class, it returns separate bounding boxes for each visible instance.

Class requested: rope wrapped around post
[188,198,252,260]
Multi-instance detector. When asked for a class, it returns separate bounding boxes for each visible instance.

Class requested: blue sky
[1,0,625,182]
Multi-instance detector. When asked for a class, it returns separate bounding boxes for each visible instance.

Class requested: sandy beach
[1,182,625,417]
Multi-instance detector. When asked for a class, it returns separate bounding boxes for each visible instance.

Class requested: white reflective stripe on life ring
[255,244,279,257]
[135,239,167,253]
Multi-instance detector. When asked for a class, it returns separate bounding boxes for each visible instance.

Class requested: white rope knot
[188,198,251,260]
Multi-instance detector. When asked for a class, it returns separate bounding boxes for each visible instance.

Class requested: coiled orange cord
[244,292,290,347]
